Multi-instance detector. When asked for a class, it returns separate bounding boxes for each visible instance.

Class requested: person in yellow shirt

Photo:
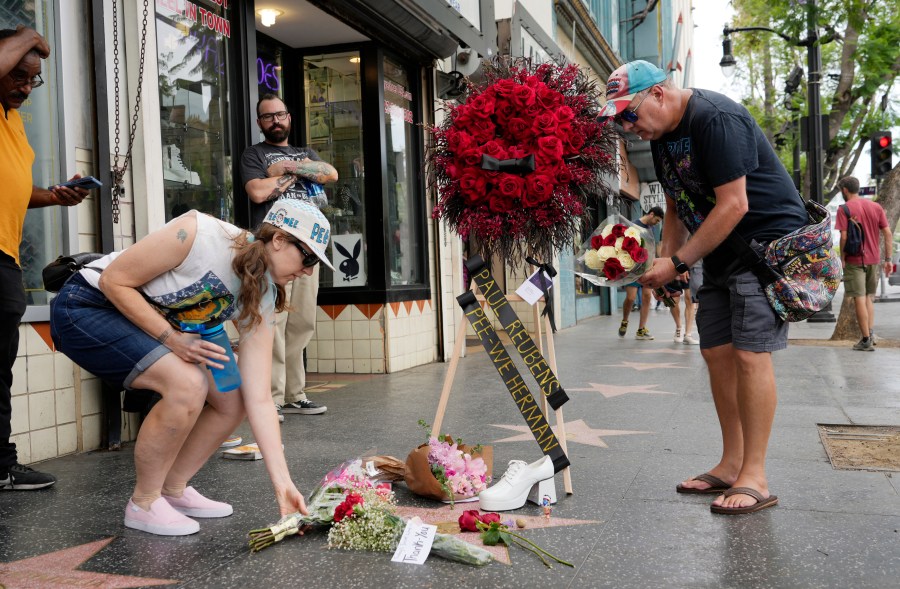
[1,26,92,490]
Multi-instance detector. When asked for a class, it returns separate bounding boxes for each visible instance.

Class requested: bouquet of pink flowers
[403,421,492,504]
[427,433,490,499]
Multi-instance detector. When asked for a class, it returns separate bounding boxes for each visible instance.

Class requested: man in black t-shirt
[240,93,338,419]
[600,60,806,516]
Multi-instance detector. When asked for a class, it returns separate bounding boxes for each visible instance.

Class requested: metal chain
[110,0,149,224]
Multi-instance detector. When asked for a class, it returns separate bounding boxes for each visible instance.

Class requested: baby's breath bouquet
[249,458,493,566]
[327,485,492,566]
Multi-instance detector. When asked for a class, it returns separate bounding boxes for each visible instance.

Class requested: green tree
[727,0,899,339]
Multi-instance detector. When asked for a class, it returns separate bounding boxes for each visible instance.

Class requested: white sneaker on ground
[683,333,700,345]
[674,328,684,343]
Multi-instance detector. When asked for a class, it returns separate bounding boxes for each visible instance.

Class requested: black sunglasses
[293,241,321,267]
[614,87,653,125]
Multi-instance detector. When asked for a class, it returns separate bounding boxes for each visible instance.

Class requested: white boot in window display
[478,455,556,512]
[163,144,200,185]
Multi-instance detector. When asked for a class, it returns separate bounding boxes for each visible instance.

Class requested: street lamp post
[718,0,836,322]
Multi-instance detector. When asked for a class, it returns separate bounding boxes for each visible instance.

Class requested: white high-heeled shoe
[478,455,556,512]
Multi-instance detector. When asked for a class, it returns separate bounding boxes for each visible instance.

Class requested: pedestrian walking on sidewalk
[618,207,664,340]
[834,176,893,351]
[602,60,808,514]
[50,200,333,535]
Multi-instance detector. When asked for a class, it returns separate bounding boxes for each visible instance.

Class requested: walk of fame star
[568,382,675,398]
[395,499,598,565]
[490,419,650,448]
[0,538,176,588]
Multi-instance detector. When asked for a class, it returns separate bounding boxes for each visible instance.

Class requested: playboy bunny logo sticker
[331,234,366,287]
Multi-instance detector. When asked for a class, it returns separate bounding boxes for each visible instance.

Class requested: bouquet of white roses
[576,214,655,287]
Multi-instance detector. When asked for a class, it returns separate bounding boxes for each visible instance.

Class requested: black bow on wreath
[480,154,535,174]
[525,256,557,333]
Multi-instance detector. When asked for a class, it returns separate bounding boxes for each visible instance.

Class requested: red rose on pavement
[458,510,481,532]
[610,224,626,238]
[602,233,618,246]
[603,258,626,281]
[479,512,501,525]
[591,235,604,249]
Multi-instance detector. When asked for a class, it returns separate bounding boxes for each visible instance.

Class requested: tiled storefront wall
[308,304,387,374]
[12,324,101,462]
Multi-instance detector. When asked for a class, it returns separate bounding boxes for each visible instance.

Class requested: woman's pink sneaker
[163,486,233,518]
[124,497,200,536]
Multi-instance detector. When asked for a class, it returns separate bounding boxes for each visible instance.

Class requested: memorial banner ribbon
[457,291,570,473]
[525,255,558,334]
[465,256,569,410]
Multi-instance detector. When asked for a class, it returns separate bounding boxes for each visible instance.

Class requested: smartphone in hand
[53,176,102,190]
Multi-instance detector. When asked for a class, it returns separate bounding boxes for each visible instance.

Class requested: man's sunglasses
[614,88,653,126]
[293,241,321,267]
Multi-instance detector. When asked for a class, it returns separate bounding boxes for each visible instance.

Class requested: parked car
[890,251,900,286]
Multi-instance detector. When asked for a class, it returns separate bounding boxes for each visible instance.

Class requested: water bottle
[301,178,328,209]
[191,324,242,392]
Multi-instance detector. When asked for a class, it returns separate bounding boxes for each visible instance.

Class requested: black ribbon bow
[480,154,535,174]
[525,256,558,333]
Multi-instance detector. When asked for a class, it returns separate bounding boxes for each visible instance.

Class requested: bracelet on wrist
[157,328,174,345]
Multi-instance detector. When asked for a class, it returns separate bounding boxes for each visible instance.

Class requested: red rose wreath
[430,57,619,262]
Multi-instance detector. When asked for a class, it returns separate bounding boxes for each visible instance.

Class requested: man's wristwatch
[671,255,689,274]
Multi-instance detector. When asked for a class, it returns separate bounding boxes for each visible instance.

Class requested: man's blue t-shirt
[651,89,807,274]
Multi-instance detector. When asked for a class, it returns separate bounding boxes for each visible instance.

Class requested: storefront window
[3,1,60,306]
[156,0,234,222]
[383,57,423,286]
[256,40,283,101]
[303,52,365,288]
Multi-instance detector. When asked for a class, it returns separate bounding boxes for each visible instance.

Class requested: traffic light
[871,132,893,178]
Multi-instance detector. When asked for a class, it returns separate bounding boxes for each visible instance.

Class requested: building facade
[7,0,633,462]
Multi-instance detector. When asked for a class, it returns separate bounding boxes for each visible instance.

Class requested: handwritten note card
[390,517,437,565]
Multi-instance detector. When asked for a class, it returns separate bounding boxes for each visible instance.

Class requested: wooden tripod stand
[431,291,573,495]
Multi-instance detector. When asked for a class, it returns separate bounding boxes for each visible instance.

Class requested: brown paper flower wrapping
[404,442,494,502]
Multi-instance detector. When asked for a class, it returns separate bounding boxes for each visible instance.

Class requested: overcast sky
[690,0,739,99]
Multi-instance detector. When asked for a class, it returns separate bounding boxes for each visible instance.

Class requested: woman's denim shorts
[50,273,170,389]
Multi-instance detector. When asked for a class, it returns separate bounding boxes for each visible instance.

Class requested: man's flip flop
[676,473,730,495]
[710,487,778,515]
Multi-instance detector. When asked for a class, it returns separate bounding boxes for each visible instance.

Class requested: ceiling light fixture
[257,8,283,27]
